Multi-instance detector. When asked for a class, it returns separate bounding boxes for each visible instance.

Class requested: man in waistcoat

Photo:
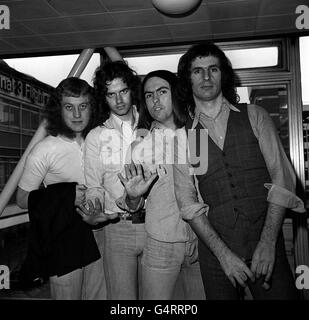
[174,43,304,299]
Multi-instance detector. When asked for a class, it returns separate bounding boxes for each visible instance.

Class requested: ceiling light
[152,0,201,15]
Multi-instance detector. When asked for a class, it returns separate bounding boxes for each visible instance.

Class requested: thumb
[117,173,127,186]
[244,265,255,283]
[77,184,87,190]
[229,276,236,288]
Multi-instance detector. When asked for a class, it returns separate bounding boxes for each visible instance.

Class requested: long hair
[177,42,239,115]
[137,70,186,131]
[93,61,141,123]
[44,77,97,138]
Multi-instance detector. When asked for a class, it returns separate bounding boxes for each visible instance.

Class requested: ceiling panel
[111,9,164,28]
[211,17,256,35]
[168,21,212,39]
[101,0,153,12]
[256,14,298,32]
[41,25,173,50]
[259,0,306,15]
[0,0,307,56]
[22,17,77,34]
[43,32,89,48]
[0,39,19,52]
[111,25,172,44]
[47,0,107,15]
[0,0,24,3]
[0,21,34,38]
[9,0,59,20]
[207,0,260,20]
[3,34,50,50]
[70,13,117,31]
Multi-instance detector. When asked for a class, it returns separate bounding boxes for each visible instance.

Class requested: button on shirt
[84,107,139,214]
[19,135,85,191]
[175,98,305,221]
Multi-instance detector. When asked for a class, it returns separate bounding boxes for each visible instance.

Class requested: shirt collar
[191,97,240,128]
[57,135,84,148]
[150,120,167,132]
[149,121,179,135]
[103,105,139,131]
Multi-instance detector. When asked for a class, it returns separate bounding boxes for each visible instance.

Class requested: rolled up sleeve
[248,104,305,213]
[173,163,209,221]
[265,183,305,213]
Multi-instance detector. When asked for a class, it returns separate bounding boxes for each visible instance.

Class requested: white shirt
[19,135,85,192]
[84,107,139,214]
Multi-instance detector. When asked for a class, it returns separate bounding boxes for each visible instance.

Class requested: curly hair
[137,70,186,131]
[93,61,141,122]
[44,77,98,139]
[177,42,239,116]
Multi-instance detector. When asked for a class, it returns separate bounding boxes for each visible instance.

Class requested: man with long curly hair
[16,77,112,299]
[83,61,146,299]
[173,43,303,299]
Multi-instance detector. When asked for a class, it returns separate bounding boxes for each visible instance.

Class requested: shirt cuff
[115,193,145,213]
[265,183,306,213]
[85,186,105,200]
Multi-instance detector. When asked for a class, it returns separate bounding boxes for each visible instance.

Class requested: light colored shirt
[127,122,196,242]
[176,98,305,220]
[84,107,139,214]
[19,135,85,192]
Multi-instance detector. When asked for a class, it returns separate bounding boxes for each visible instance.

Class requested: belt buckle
[119,212,131,221]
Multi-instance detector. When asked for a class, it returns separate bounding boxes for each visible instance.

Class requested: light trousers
[103,220,146,300]
[142,236,206,300]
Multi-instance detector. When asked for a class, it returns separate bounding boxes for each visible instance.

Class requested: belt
[118,209,145,224]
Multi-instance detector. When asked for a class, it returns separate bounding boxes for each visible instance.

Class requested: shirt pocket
[100,145,123,172]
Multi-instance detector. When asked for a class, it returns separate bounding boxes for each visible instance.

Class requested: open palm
[118,163,158,199]
[77,198,118,225]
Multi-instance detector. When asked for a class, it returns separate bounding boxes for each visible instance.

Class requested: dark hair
[44,77,97,138]
[93,61,141,122]
[137,70,186,131]
[177,42,239,115]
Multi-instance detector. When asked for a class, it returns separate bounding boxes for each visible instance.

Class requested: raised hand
[118,163,158,199]
[76,198,118,225]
